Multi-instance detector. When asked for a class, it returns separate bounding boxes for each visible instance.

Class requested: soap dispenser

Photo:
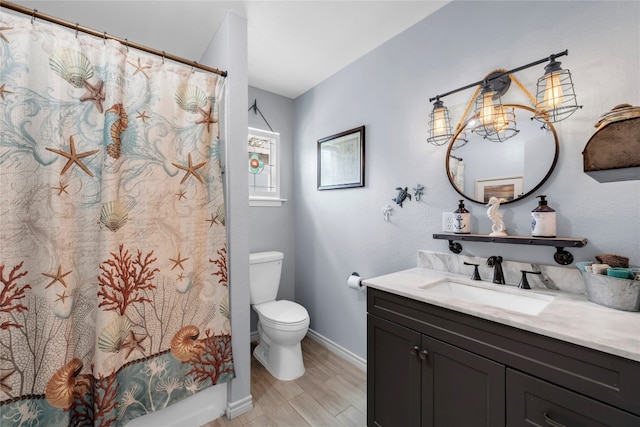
[453,200,471,234]
[531,195,556,237]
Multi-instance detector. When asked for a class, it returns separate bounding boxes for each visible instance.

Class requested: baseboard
[306,328,367,372]
[226,394,253,420]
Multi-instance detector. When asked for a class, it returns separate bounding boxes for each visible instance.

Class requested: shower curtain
[0,11,234,427]
[449,157,465,191]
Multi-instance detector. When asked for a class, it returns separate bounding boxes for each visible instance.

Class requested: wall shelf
[432,233,588,265]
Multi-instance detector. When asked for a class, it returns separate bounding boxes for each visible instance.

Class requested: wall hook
[382,205,393,222]
[413,184,425,201]
[392,187,411,207]
[248,99,275,132]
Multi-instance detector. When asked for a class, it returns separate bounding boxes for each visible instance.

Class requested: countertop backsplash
[418,251,586,295]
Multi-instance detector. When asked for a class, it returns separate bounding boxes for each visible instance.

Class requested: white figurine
[486,197,508,236]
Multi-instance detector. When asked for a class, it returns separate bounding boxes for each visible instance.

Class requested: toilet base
[253,340,305,381]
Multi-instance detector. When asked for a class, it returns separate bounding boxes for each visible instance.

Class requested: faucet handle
[519,270,542,289]
[463,262,482,281]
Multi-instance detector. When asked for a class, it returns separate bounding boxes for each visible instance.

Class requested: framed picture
[317,126,365,190]
[474,176,524,203]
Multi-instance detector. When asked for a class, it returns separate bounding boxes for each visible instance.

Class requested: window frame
[248,127,286,207]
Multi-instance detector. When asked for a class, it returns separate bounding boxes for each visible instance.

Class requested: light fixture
[534,56,581,123]
[427,98,453,146]
[427,49,581,147]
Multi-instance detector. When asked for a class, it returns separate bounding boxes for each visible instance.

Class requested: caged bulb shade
[433,107,447,135]
[428,99,453,146]
[543,72,564,109]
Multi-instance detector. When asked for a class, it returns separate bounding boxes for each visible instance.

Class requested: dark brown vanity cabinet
[367,288,640,427]
[368,314,505,426]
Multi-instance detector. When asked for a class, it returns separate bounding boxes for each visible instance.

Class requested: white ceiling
[10,1,448,98]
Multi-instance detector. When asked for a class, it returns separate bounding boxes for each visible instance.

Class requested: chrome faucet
[486,256,506,284]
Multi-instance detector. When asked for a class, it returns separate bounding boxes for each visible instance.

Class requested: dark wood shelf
[432,233,588,265]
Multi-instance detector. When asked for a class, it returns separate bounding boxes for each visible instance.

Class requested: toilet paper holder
[348,272,365,291]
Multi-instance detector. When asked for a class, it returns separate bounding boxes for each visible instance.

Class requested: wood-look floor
[203,337,367,427]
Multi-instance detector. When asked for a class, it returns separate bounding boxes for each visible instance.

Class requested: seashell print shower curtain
[0,11,234,426]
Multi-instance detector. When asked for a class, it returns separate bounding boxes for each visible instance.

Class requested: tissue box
[581,272,640,312]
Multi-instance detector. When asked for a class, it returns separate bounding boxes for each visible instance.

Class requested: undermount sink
[418,279,554,315]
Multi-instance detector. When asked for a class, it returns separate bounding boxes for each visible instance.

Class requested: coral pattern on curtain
[0,11,233,426]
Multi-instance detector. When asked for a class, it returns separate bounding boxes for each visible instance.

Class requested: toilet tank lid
[249,251,284,264]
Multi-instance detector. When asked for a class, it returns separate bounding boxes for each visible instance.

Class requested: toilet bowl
[249,252,310,381]
[253,300,310,380]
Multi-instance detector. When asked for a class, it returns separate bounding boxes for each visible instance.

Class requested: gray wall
[293,1,640,360]
[248,86,295,333]
[201,11,252,409]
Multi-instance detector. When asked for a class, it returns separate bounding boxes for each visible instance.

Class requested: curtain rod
[0,0,227,77]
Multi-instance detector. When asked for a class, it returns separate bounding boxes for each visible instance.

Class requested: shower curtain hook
[75,23,79,38]
[103,32,107,45]
[31,9,37,24]
[162,51,165,65]
[192,61,197,73]
[124,38,129,51]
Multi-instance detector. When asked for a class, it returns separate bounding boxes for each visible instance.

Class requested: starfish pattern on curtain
[0,11,233,427]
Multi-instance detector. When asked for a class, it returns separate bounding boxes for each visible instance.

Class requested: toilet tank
[249,251,284,305]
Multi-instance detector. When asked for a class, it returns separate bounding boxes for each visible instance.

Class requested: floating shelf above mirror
[433,233,587,265]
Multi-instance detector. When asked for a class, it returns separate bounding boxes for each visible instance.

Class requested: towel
[591,264,611,275]
[607,267,636,280]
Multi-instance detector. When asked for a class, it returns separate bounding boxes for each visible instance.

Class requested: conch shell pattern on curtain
[0,11,233,426]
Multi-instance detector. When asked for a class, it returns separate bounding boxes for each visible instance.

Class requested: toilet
[249,251,310,380]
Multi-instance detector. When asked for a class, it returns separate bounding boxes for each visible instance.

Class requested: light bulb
[544,72,564,108]
[433,107,447,136]
[481,91,495,125]
[494,106,508,132]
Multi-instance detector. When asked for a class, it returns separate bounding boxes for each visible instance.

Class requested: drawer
[507,369,640,427]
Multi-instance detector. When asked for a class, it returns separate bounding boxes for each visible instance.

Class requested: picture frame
[474,176,524,203]
[317,126,365,190]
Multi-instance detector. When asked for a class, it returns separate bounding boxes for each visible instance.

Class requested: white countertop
[363,267,640,362]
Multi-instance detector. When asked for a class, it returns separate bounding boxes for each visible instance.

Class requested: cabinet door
[422,335,505,427]
[507,369,640,427]
[368,314,422,427]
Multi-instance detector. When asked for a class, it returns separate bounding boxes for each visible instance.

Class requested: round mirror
[445,104,558,205]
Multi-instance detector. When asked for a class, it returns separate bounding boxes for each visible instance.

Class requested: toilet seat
[255,300,309,329]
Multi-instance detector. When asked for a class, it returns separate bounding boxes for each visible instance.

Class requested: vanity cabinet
[368,315,504,427]
[367,288,640,427]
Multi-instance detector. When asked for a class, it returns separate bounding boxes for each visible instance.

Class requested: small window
[248,128,285,206]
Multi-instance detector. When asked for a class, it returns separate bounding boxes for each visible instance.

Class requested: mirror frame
[445,104,559,205]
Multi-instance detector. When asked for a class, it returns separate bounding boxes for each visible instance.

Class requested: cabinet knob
[419,349,429,360]
[544,412,568,427]
[410,345,420,356]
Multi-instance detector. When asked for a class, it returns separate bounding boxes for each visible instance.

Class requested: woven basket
[581,272,640,312]
[595,254,630,268]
